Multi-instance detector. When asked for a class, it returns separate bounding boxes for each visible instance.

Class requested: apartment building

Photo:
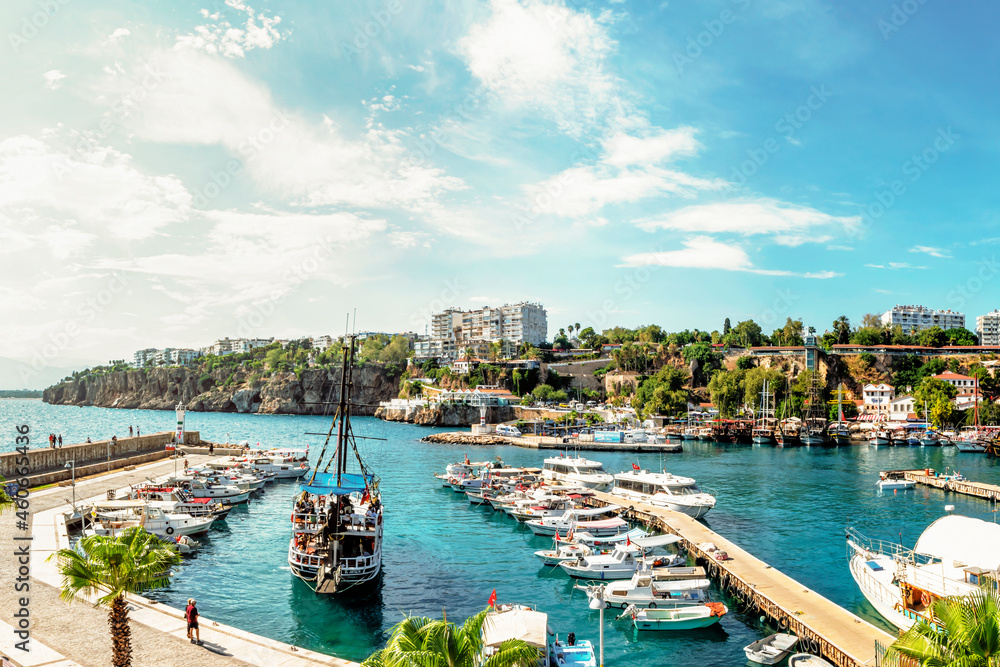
[880,305,965,335]
[418,302,547,361]
[977,310,1000,345]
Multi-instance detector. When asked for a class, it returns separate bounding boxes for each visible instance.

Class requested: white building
[888,395,915,421]
[932,372,978,391]
[976,310,1000,345]
[133,348,158,367]
[134,347,201,367]
[312,335,334,352]
[862,383,895,415]
[422,302,547,362]
[880,305,965,335]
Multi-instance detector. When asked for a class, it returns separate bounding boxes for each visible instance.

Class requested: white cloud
[865,262,928,270]
[910,245,951,259]
[107,28,131,44]
[635,198,860,244]
[388,230,432,248]
[601,126,701,168]
[177,0,283,58]
[458,0,618,135]
[622,236,837,278]
[42,70,66,90]
[0,134,192,241]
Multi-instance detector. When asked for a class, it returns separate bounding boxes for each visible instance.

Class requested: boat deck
[589,491,895,667]
[898,469,1000,502]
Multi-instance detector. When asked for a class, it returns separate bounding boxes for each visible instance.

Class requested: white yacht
[525,506,628,537]
[847,514,1000,631]
[558,540,683,580]
[85,500,215,538]
[579,563,710,609]
[167,476,251,503]
[246,454,310,479]
[541,456,614,491]
[610,469,716,518]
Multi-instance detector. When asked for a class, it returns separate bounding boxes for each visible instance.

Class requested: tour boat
[85,500,215,538]
[744,633,799,665]
[129,486,233,519]
[558,541,683,580]
[541,456,614,491]
[847,514,1000,631]
[579,564,710,609]
[868,428,891,446]
[609,469,716,519]
[800,374,828,446]
[752,382,778,445]
[525,506,628,537]
[288,337,383,594]
[625,602,727,630]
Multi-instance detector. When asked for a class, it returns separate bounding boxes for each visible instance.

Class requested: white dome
[914,515,1000,572]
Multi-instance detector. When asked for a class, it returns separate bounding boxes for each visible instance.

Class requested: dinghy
[744,633,799,665]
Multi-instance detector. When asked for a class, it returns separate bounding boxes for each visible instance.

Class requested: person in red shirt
[186,598,200,645]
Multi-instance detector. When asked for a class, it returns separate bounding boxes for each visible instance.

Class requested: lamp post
[587,585,606,667]
[64,461,76,513]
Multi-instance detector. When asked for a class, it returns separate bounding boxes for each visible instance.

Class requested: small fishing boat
[85,500,215,538]
[787,654,834,667]
[875,472,915,491]
[920,430,940,447]
[744,633,799,665]
[579,565,710,609]
[547,637,596,667]
[625,602,727,630]
[559,537,684,580]
[535,541,602,566]
[868,428,891,446]
[558,527,649,548]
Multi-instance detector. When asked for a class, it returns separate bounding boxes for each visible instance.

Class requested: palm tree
[833,315,851,344]
[49,527,182,667]
[363,607,540,667]
[885,589,1000,666]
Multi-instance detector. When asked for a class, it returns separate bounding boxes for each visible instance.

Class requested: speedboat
[558,540,683,580]
[535,541,601,566]
[625,602,727,630]
[548,637,596,667]
[525,506,628,537]
[541,456,614,492]
[875,472,915,491]
[609,469,716,519]
[559,527,649,548]
[745,633,799,665]
[579,564,710,609]
[85,500,215,538]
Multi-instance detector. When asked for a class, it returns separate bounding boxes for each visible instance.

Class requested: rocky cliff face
[43,365,400,415]
[374,403,515,426]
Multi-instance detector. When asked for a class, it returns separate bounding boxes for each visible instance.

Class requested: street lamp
[64,461,76,513]
[587,585,606,667]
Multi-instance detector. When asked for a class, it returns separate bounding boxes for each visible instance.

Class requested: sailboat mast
[340,337,357,480]
[334,341,350,487]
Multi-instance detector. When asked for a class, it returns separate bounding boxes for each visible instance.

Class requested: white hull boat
[627,602,727,630]
[610,469,715,519]
[86,501,215,538]
[580,566,710,609]
[542,456,614,492]
[745,633,799,665]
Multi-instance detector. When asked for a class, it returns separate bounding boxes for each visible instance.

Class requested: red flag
[632,463,640,471]
[488,589,497,607]
[626,534,631,546]
[555,529,559,541]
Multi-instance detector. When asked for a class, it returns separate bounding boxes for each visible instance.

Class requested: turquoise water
[6,399,1000,665]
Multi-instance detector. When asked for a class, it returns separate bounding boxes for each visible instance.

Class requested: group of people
[47,433,63,448]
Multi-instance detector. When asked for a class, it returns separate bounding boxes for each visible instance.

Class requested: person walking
[136,426,140,437]
[49,433,54,448]
[111,435,117,446]
[208,442,214,455]
[129,425,133,437]
[185,598,201,645]
[57,435,62,448]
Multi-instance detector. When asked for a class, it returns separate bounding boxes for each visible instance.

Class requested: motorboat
[128,486,233,519]
[525,506,628,537]
[240,454,310,479]
[868,428,891,446]
[541,456,614,492]
[625,602,727,630]
[920,430,941,447]
[847,514,1000,631]
[787,654,834,667]
[875,472,915,491]
[547,637,596,667]
[955,440,987,453]
[579,565,710,609]
[171,534,200,554]
[557,527,649,548]
[744,633,799,665]
[827,421,851,446]
[169,477,251,504]
[696,427,713,441]
[434,458,495,485]
[85,500,215,538]
[558,539,683,580]
[609,469,716,519]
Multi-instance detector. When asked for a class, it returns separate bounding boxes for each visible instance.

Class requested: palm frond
[481,640,542,667]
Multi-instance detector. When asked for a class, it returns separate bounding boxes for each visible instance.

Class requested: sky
[2,0,1000,387]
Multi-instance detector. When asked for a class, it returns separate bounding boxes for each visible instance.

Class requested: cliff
[42,365,401,415]
[374,403,516,426]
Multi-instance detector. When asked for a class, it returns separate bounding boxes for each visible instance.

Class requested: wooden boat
[626,602,727,630]
[744,633,798,665]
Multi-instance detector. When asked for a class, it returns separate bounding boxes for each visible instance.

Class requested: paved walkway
[1,455,358,667]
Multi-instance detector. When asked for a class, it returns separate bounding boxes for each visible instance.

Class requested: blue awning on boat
[299,472,373,496]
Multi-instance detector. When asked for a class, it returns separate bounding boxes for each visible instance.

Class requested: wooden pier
[900,469,1000,502]
[588,491,895,667]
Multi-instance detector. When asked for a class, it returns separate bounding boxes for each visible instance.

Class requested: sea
[4,398,1000,665]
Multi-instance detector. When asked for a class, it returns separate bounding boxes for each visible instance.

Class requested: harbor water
[6,398,1000,665]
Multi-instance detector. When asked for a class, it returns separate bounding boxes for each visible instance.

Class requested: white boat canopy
[482,609,548,649]
[631,534,683,549]
[569,505,622,517]
[914,515,1000,574]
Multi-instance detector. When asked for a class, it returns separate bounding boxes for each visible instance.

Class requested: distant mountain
[0,357,99,391]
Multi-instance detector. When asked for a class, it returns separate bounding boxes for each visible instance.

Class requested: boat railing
[291,511,328,527]
[846,549,900,608]
[845,528,939,566]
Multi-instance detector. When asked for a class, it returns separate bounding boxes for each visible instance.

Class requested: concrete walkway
[1,455,359,667]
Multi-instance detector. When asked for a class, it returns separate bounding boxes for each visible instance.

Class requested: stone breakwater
[420,433,515,446]
[43,365,400,414]
[374,402,515,426]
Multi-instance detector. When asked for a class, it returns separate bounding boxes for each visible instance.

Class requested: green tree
[732,320,764,348]
[634,366,690,416]
[49,527,182,667]
[723,317,731,335]
[916,326,948,348]
[833,316,852,344]
[741,367,786,410]
[885,589,1000,667]
[850,327,882,346]
[708,369,746,417]
[362,608,541,667]
[944,327,979,346]
[892,354,925,392]
[914,378,959,427]
[736,355,757,370]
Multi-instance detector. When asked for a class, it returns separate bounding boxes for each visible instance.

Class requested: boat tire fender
[165,527,175,535]
[778,616,789,630]
[647,602,656,609]
[810,638,822,654]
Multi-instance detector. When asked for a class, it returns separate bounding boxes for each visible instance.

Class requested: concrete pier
[900,469,1000,502]
[588,491,896,667]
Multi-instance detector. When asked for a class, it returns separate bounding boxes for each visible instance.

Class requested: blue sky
[2,0,998,381]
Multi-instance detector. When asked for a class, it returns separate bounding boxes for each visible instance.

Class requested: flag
[632,463,640,471]
[488,589,497,608]
[555,529,559,541]
[626,534,631,546]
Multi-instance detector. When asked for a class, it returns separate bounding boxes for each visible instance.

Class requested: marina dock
[588,491,896,667]
[423,432,683,453]
[899,469,1000,502]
